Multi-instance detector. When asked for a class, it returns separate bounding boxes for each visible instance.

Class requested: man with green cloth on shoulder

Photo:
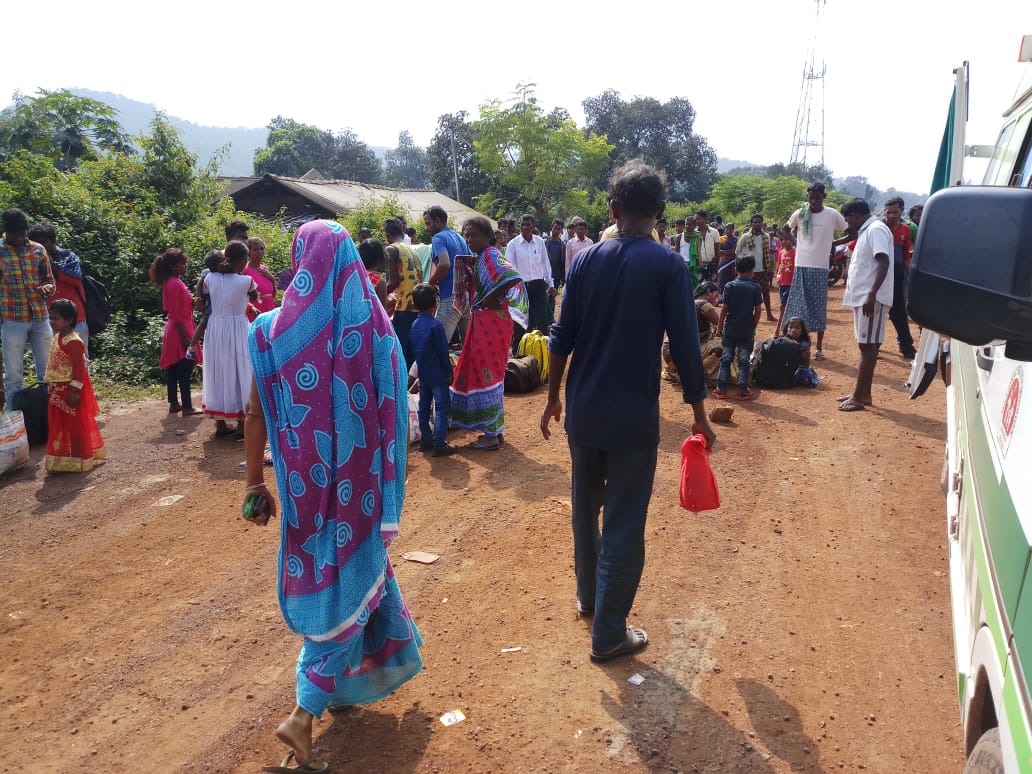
[674,216,701,289]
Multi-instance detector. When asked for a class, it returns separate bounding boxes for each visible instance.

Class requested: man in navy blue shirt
[541,160,716,663]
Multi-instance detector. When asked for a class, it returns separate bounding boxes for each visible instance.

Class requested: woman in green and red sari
[450,216,527,451]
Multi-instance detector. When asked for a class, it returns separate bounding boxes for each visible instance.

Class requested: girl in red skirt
[43,299,105,473]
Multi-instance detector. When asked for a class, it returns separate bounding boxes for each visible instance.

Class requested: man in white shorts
[838,198,893,412]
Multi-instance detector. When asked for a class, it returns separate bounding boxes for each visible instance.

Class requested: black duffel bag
[12,383,49,446]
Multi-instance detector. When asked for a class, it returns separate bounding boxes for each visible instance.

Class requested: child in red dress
[43,299,105,472]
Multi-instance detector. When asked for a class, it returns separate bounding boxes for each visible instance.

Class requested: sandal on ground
[168,403,182,414]
[735,388,756,401]
[181,407,204,416]
[813,350,826,361]
[838,398,866,412]
[712,387,728,400]
[214,427,236,438]
[261,751,329,773]
[468,438,500,451]
[589,626,648,663]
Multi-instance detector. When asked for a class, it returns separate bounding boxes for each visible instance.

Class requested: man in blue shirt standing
[422,205,470,342]
[541,160,716,663]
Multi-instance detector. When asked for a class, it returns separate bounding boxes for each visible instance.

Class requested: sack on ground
[679,433,720,512]
[0,411,30,475]
[504,355,542,393]
[516,331,549,382]
[12,383,49,446]
[752,337,803,389]
[407,392,420,445]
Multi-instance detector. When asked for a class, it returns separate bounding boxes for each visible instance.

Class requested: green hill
[69,89,268,177]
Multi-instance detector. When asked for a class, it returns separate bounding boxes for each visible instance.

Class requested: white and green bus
[909,36,1032,774]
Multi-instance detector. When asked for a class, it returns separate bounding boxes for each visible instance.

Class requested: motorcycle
[828,244,849,286]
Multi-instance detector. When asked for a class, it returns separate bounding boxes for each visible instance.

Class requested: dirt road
[0,289,963,773]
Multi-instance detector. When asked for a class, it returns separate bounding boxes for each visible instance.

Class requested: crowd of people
[0,161,924,768]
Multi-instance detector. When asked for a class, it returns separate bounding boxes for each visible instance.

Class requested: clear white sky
[4,0,1030,195]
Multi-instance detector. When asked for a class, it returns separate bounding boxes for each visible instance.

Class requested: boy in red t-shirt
[774,228,796,335]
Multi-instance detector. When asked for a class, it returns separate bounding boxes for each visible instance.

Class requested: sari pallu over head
[248,220,408,641]
[454,246,527,328]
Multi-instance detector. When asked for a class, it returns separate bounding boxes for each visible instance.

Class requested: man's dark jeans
[568,441,657,653]
[888,262,914,355]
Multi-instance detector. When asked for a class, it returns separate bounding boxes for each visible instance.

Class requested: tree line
[0,88,855,385]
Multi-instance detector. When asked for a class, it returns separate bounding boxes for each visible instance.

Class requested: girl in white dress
[202,242,257,436]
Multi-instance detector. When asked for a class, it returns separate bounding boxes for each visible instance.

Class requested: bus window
[983,112,1030,185]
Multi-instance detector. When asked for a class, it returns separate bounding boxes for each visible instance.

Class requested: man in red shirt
[883,197,916,359]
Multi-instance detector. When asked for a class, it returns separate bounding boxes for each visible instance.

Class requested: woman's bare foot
[275,706,316,767]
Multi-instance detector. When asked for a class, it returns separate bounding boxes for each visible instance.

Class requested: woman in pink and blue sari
[450,216,526,451]
[244,220,422,772]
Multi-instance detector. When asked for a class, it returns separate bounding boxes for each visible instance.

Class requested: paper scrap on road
[152,495,184,507]
[439,709,466,726]
[500,646,522,653]
[628,673,646,686]
[402,551,440,564]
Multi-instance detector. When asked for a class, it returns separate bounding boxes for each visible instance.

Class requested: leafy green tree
[383,131,428,188]
[328,129,382,183]
[427,111,491,206]
[762,176,810,226]
[704,174,770,225]
[582,90,718,202]
[253,118,382,182]
[473,84,613,219]
[0,89,132,170]
[254,117,333,176]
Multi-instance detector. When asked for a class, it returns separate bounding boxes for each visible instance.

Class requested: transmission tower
[790,0,826,167]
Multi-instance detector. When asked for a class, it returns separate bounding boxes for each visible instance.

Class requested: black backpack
[12,383,49,446]
[81,273,112,334]
[59,263,113,336]
[504,356,542,393]
[753,337,803,388]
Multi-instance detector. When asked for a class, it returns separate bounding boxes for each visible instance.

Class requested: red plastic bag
[679,434,720,512]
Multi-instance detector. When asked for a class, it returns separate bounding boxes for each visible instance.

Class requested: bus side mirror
[909,186,1032,361]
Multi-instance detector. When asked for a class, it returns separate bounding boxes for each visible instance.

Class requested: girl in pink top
[244,237,277,313]
[149,248,203,415]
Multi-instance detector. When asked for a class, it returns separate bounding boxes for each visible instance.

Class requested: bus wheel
[965,728,1004,774]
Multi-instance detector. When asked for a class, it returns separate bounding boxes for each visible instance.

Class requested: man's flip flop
[838,399,866,412]
[836,395,872,405]
[589,626,648,663]
[813,351,826,361]
[468,440,500,451]
[261,751,329,773]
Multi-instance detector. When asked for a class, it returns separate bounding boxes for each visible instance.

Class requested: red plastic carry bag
[679,433,720,512]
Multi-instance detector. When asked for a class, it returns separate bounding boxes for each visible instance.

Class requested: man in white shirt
[507,213,555,350]
[694,209,720,281]
[838,198,893,412]
[564,218,594,276]
[784,182,848,360]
